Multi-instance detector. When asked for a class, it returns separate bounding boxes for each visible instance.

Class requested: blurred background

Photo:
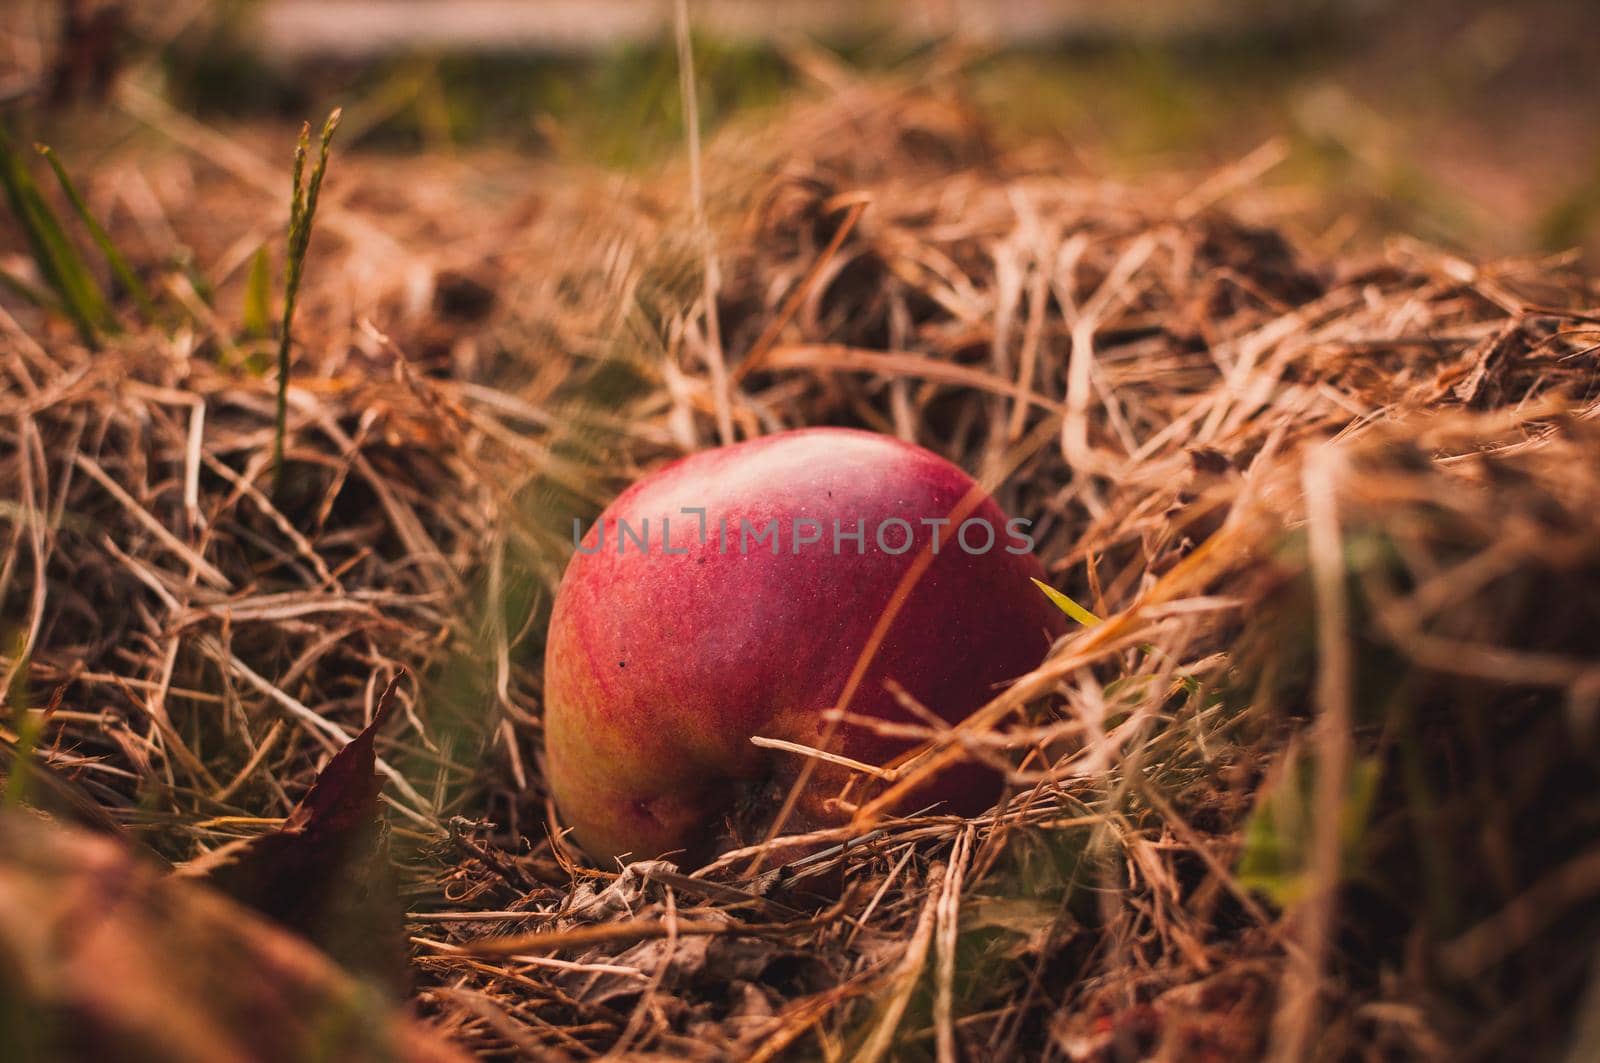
[3,0,1598,263]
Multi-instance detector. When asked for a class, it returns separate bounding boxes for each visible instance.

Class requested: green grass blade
[243,243,273,340]
[1237,752,1382,907]
[0,127,110,346]
[1031,577,1103,627]
[275,108,341,481]
[38,144,157,322]
[2,640,37,810]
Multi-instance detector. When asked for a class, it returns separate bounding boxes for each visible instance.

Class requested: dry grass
[1,67,1598,1061]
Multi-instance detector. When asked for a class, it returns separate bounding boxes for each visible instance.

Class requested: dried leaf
[179,673,409,991]
[0,810,466,1063]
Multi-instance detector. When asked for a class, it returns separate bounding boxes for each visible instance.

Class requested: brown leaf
[178,672,410,991]
[0,809,467,1063]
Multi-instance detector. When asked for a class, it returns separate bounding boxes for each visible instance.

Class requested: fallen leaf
[0,809,466,1063]
[178,673,410,991]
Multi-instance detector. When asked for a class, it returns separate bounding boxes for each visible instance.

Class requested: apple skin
[542,427,1065,865]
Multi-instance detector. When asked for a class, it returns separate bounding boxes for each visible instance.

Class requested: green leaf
[2,636,38,811]
[37,144,157,322]
[1031,577,1103,627]
[1236,750,1382,907]
[243,243,274,340]
[0,126,111,346]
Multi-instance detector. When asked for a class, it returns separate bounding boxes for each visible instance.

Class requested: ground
[0,4,1598,1061]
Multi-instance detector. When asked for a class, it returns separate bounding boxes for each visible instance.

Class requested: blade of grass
[0,126,110,346]
[2,641,37,809]
[274,108,342,482]
[243,243,273,341]
[37,144,157,322]
[1030,576,1103,627]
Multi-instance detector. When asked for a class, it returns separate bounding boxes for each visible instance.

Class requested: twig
[674,0,734,445]
[1267,444,1354,1062]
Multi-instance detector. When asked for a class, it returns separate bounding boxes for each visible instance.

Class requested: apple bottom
[545,714,1002,869]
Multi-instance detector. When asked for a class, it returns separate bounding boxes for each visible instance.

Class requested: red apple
[542,427,1065,865]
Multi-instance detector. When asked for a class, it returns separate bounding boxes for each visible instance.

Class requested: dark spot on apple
[618,660,626,668]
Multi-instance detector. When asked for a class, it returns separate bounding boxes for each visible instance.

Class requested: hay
[2,75,1598,1059]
